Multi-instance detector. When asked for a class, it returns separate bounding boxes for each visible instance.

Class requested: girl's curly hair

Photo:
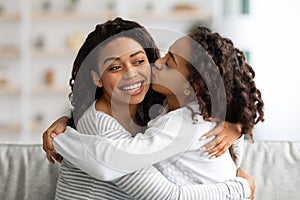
[68,17,165,127]
[188,26,264,140]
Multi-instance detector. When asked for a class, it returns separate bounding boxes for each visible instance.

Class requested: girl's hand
[200,121,242,158]
[237,168,255,200]
[42,116,69,164]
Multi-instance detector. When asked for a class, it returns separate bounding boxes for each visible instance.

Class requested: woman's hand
[42,116,69,164]
[237,168,255,200]
[200,121,242,158]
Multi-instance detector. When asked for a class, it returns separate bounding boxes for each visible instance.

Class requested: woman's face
[95,37,151,105]
[151,37,192,96]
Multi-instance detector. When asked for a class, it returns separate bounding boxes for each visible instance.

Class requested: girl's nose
[154,58,164,70]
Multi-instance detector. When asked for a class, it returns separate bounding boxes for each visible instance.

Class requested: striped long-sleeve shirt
[54,101,250,199]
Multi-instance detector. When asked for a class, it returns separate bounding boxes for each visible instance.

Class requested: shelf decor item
[0,4,4,15]
[107,0,116,11]
[33,35,45,49]
[66,0,80,12]
[241,0,250,14]
[44,69,55,86]
[145,1,154,12]
[0,66,9,87]
[66,31,84,51]
[41,0,52,11]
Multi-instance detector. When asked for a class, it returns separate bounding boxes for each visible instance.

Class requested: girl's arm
[113,165,252,200]
[53,112,210,181]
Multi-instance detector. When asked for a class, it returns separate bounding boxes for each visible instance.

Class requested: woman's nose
[123,67,138,79]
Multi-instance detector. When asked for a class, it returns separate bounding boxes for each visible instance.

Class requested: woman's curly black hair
[68,17,165,127]
[188,26,264,140]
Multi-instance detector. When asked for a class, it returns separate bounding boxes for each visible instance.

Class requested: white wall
[212,0,300,141]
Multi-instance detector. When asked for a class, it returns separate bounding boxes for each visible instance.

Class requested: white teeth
[122,82,142,91]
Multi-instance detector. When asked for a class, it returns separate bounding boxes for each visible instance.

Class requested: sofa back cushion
[0,143,60,200]
[241,141,300,200]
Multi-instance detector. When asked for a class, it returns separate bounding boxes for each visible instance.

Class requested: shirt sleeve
[113,165,251,200]
[60,107,73,118]
[53,112,211,181]
[231,135,244,167]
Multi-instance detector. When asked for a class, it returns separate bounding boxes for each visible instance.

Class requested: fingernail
[200,136,206,140]
[201,152,209,156]
[199,147,206,152]
[210,156,216,159]
[50,133,57,138]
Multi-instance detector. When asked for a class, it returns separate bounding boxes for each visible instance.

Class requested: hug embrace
[43,17,264,200]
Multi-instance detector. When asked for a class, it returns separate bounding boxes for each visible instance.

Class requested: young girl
[44,18,254,199]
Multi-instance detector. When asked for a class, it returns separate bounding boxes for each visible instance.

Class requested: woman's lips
[119,81,145,95]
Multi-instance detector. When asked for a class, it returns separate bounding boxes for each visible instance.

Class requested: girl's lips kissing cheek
[119,81,145,95]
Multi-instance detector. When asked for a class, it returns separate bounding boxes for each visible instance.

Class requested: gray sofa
[1,141,300,200]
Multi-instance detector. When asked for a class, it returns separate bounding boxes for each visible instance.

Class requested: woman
[44,18,254,199]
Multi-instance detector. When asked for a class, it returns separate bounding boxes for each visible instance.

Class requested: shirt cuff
[236,177,251,199]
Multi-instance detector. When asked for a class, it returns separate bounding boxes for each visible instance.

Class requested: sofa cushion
[241,141,300,200]
[1,141,299,200]
[0,143,60,200]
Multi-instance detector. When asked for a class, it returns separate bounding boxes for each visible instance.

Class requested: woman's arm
[43,116,70,163]
[113,165,252,200]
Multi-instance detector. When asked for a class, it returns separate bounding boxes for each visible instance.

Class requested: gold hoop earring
[184,87,191,96]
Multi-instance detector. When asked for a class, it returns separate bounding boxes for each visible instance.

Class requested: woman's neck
[95,97,139,135]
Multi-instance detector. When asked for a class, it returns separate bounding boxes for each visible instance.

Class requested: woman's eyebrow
[103,51,145,65]
[103,57,120,65]
[130,50,145,58]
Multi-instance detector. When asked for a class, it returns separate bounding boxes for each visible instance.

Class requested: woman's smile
[119,81,145,95]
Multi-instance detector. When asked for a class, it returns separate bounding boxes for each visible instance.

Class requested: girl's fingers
[200,122,224,140]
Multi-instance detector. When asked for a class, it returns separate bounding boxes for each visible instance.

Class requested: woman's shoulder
[78,101,125,131]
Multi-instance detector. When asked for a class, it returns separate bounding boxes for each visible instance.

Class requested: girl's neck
[165,92,196,112]
[165,94,185,111]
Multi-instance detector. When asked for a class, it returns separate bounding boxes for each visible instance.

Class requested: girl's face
[151,37,192,96]
[94,37,151,105]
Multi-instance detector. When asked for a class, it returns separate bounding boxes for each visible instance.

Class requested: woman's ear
[91,70,103,88]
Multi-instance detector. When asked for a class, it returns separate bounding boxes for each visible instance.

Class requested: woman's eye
[135,59,145,65]
[108,65,121,71]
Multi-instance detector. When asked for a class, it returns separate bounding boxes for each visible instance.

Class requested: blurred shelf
[31,48,78,58]
[0,85,20,95]
[0,12,20,22]
[128,10,211,21]
[32,85,70,95]
[31,10,117,21]
[30,10,211,22]
[31,121,47,133]
[1,0,212,143]
[0,46,20,58]
[0,123,20,133]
